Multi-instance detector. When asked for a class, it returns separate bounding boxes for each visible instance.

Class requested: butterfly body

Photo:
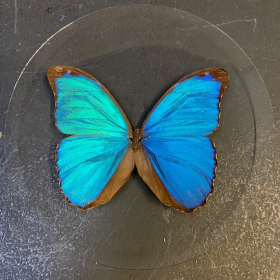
[48,66,229,213]
[131,128,141,151]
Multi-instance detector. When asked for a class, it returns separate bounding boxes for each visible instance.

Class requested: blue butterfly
[48,66,229,212]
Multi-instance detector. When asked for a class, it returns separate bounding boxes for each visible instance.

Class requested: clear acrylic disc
[3,4,274,271]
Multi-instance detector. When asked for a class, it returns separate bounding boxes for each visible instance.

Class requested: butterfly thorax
[131,128,141,150]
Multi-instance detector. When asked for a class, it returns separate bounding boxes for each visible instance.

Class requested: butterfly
[48,66,229,212]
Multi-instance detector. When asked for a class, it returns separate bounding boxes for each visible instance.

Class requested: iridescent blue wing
[49,66,132,137]
[48,66,134,209]
[56,135,134,209]
[136,69,229,212]
[138,136,216,211]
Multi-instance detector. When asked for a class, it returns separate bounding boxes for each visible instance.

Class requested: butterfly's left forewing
[136,68,229,212]
[48,66,134,209]
[48,66,132,137]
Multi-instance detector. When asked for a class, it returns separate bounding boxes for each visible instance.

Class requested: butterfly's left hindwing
[137,68,229,212]
[48,66,134,209]
[56,135,133,209]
